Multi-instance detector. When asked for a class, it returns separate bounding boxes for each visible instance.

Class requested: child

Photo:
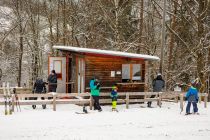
[185,81,199,115]
[110,84,118,112]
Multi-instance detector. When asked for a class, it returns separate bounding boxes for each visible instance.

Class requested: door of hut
[77,58,85,93]
[48,57,66,93]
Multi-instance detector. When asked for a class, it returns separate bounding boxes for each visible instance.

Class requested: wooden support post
[90,96,93,110]
[53,94,56,111]
[12,94,15,112]
[126,93,129,109]
[180,93,184,112]
[199,94,201,103]
[204,93,207,108]
[175,94,178,103]
[157,92,162,107]
[144,92,146,102]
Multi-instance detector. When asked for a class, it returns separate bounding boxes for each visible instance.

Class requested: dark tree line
[0,0,210,99]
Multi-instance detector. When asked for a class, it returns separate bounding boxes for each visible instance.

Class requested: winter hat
[112,85,118,90]
[51,70,56,74]
[157,73,162,76]
[190,80,197,87]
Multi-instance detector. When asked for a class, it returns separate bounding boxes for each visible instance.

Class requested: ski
[13,88,21,112]
[6,82,12,115]
[3,82,8,115]
[112,108,119,112]
[75,106,89,114]
[185,112,200,115]
[75,112,88,114]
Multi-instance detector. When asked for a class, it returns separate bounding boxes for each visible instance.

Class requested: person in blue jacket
[185,81,199,115]
[89,77,102,112]
[110,84,118,111]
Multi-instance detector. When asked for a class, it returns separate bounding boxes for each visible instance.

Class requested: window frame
[122,64,142,82]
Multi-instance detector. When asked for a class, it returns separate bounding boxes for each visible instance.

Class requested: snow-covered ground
[0,102,210,140]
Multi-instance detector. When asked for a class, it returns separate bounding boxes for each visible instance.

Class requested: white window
[122,64,130,80]
[122,64,141,82]
[132,64,141,81]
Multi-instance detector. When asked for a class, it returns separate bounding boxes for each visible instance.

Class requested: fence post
[199,94,201,103]
[175,93,178,103]
[126,93,129,109]
[90,96,93,110]
[53,94,56,111]
[180,93,184,112]
[12,94,15,112]
[204,93,207,108]
[158,92,162,107]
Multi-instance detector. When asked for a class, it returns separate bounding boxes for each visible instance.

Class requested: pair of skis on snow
[75,106,119,114]
[3,82,13,115]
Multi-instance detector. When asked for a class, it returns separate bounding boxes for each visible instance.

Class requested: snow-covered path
[0,102,210,140]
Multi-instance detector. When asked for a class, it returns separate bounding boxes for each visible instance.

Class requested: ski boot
[32,105,36,109]
[42,104,46,109]
[83,106,88,113]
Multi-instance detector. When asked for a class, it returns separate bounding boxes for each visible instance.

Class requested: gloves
[96,83,100,89]
[196,99,198,103]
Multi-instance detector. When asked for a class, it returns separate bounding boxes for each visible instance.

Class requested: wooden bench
[0,87,32,94]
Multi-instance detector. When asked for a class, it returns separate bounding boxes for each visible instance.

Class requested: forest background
[0,0,210,98]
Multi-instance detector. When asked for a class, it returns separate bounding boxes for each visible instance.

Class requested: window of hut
[122,64,141,82]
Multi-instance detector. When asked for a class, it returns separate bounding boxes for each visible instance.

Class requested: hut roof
[53,46,159,61]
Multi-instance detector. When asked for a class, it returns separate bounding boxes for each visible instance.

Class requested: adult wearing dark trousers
[147,73,165,107]
[89,78,102,112]
[48,70,57,92]
[32,78,47,109]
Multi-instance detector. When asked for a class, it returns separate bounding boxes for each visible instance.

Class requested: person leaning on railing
[32,78,47,109]
[147,73,165,108]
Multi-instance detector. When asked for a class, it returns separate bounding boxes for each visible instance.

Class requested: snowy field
[0,102,210,140]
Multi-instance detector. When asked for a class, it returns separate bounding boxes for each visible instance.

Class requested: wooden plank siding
[84,55,146,92]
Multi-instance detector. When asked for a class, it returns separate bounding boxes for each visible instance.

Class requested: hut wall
[84,55,145,92]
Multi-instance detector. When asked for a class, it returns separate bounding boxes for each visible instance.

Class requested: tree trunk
[137,0,144,54]
[114,0,120,50]
[62,0,67,45]
[17,0,23,87]
[196,0,206,93]
[167,0,177,89]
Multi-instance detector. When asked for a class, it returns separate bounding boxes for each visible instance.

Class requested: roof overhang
[53,46,160,61]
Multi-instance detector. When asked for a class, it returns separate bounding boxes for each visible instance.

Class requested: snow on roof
[53,46,160,61]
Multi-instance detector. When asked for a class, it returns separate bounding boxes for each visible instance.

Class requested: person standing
[110,84,118,112]
[185,81,199,115]
[89,77,102,112]
[147,73,165,107]
[48,70,57,92]
[32,78,47,109]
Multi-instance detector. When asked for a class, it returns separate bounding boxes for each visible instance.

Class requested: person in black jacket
[32,78,47,109]
[48,70,57,92]
[147,73,165,107]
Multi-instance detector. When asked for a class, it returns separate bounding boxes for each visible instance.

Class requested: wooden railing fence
[0,90,208,113]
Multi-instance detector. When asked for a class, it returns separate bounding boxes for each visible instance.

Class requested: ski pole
[13,88,21,112]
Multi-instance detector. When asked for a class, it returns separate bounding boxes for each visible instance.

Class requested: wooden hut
[49,46,159,93]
